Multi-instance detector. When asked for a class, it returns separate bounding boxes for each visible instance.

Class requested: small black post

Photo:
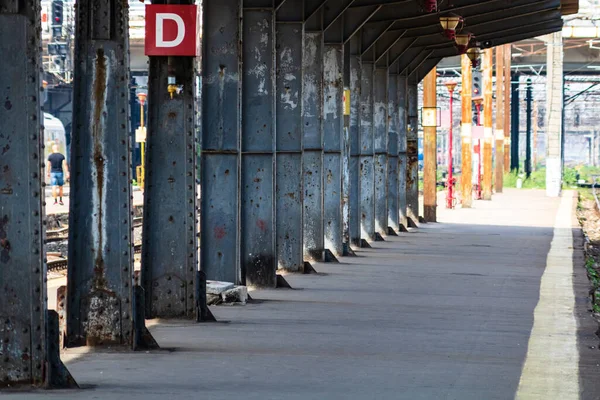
[46,311,78,388]
[132,286,160,350]
[510,72,520,172]
[196,271,217,322]
[525,78,532,178]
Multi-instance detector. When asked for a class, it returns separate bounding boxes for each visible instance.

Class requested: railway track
[45,216,143,272]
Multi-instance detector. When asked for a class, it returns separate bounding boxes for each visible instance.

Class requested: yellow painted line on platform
[516,191,580,399]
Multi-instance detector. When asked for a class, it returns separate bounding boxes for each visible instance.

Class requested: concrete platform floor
[10,189,600,399]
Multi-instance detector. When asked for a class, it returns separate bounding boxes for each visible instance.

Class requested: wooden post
[503,44,511,173]
[495,46,504,193]
[482,48,493,200]
[460,55,473,208]
[423,67,437,222]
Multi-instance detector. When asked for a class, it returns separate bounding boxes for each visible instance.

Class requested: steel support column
[323,43,345,257]
[495,45,505,193]
[397,74,408,230]
[406,82,419,226]
[373,67,388,238]
[482,48,493,200]
[422,67,437,222]
[460,55,473,208]
[387,72,400,234]
[303,30,325,261]
[0,0,72,386]
[142,0,199,318]
[201,0,242,283]
[68,0,138,344]
[348,35,362,247]
[275,0,304,272]
[359,60,376,241]
[241,4,276,287]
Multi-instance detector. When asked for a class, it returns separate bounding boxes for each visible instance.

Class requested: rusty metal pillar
[68,0,144,345]
[422,67,437,222]
[359,58,376,243]
[275,0,304,273]
[373,67,388,238]
[323,37,344,258]
[495,46,505,193]
[397,74,408,230]
[240,2,277,287]
[387,71,400,234]
[503,44,511,174]
[482,48,493,200]
[0,0,73,387]
[200,0,242,284]
[142,0,199,318]
[348,35,362,247]
[406,81,419,226]
[303,16,325,261]
[460,55,473,208]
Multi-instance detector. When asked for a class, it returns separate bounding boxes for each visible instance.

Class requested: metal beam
[373,66,389,238]
[0,0,73,387]
[303,29,326,261]
[68,0,141,345]
[359,56,376,242]
[276,0,304,272]
[406,82,419,227]
[240,4,277,287]
[348,35,362,247]
[201,0,242,284]
[142,0,199,318]
[423,67,437,222]
[397,74,408,230]
[323,43,345,256]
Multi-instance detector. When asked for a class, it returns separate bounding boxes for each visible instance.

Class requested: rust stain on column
[482,48,493,200]
[423,67,437,222]
[495,46,504,193]
[460,55,472,208]
[504,44,511,173]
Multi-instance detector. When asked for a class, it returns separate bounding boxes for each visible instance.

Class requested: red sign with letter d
[145,5,200,57]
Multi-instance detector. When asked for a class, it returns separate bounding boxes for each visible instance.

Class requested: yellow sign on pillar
[343,89,350,116]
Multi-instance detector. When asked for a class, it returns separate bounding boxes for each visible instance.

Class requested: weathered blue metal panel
[406,82,419,225]
[201,0,242,283]
[241,155,275,286]
[242,9,276,287]
[0,0,48,385]
[397,75,408,229]
[202,155,240,283]
[359,61,375,241]
[68,0,137,342]
[275,18,303,272]
[387,73,400,233]
[348,43,361,246]
[373,67,388,237]
[323,44,344,257]
[303,32,324,261]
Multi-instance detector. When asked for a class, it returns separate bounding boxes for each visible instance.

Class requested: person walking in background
[47,144,69,206]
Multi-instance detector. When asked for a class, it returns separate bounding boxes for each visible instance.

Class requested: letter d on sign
[156,13,185,48]
[145,5,200,56]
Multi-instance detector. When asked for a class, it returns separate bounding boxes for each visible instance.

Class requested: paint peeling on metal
[90,48,109,290]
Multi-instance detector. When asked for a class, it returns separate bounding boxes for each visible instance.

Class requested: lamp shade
[454,33,471,54]
[439,16,461,30]
[466,47,482,68]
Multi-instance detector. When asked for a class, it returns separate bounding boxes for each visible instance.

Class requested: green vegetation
[503,169,547,189]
